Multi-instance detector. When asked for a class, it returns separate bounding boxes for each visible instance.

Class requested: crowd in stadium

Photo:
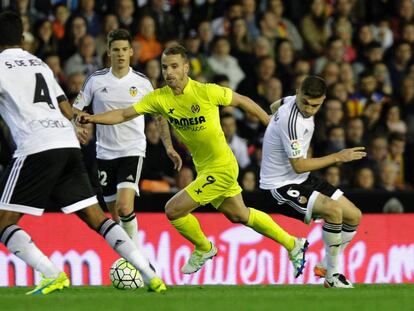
[0,0,413,193]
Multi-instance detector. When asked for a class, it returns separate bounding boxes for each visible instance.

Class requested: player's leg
[115,156,143,247]
[218,193,308,278]
[97,158,119,222]
[312,194,353,288]
[0,151,69,295]
[57,150,165,292]
[337,195,361,253]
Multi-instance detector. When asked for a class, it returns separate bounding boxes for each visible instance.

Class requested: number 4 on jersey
[34,73,54,109]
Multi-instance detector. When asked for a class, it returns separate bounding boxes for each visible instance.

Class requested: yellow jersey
[133,78,237,172]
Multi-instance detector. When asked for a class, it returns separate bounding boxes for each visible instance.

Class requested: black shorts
[0,148,97,216]
[97,156,143,203]
[269,175,343,224]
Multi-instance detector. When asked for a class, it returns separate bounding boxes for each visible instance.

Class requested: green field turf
[2,284,414,311]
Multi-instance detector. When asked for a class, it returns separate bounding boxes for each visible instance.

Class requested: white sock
[98,219,156,283]
[120,212,140,247]
[0,225,60,278]
[322,222,342,280]
[320,224,358,269]
[341,223,358,253]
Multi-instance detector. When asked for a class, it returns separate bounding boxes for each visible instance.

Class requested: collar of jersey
[170,77,193,96]
[109,67,131,80]
[0,48,24,55]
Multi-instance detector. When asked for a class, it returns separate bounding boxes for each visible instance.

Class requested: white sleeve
[279,115,306,159]
[73,76,93,110]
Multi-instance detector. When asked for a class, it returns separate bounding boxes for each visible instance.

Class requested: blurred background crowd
[0,0,413,197]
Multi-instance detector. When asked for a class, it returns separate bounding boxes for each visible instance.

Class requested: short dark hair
[107,28,132,48]
[163,44,188,62]
[300,75,327,98]
[0,11,23,46]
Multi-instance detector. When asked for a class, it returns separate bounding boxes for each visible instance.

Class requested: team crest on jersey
[129,86,138,97]
[191,104,200,114]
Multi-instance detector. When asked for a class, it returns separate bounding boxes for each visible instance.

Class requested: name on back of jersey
[4,58,43,69]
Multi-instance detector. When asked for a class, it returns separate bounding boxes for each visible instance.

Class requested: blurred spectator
[370,136,389,164]
[314,98,345,147]
[380,104,407,135]
[314,37,346,74]
[323,125,346,155]
[379,160,400,191]
[44,53,65,86]
[328,82,349,104]
[185,32,214,80]
[21,14,35,53]
[324,165,341,187]
[260,77,283,113]
[241,0,260,39]
[33,19,58,59]
[388,132,408,187]
[353,41,385,76]
[174,166,195,191]
[140,118,176,190]
[64,34,102,77]
[391,0,414,39]
[237,56,276,103]
[293,58,311,76]
[362,100,383,136]
[320,61,340,87]
[373,62,393,95]
[197,20,214,55]
[171,0,197,40]
[332,16,356,63]
[116,0,138,35]
[208,36,245,90]
[383,197,404,213]
[339,62,355,94]
[76,0,101,37]
[353,166,376,190]
[95,14,119,59]
[401,22,414,46]
[229,17,253,55]
[300,0,329,57]
[221,113,250,169]
[240,169,258,191]
[266,0,303,51]
[59,15,88,61]
[211,1,243,36]
[275,39,295,92]
[52,4,69,40]
[144,58,163,89]
[135,15,162,64]
[355,24,376,62]
[347,70,385,118]
[64,72,86,100]
[346,117,365,148]
[141,0,175,42]
[387,40,412,91]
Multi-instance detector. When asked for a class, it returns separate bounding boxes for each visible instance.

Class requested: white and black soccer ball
[109,258,144,290]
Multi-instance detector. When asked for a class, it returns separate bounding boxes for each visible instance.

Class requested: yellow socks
[170,214,211,252]
[246,208,295,251]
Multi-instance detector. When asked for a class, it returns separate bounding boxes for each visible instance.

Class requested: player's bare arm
[155,115,182,171]
[270,99,282,114]
[56,100,89,144]
[79,106,138,125]
[289,147,367,174]
[230,92,270,126]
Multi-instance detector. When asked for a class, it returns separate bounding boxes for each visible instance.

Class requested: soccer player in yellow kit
[81,45,309,277]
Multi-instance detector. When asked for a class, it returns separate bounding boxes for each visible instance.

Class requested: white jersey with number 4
[73,67,152,160]
[260,95,314,189]
[0,48,79,158]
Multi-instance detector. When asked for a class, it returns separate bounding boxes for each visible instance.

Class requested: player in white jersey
[260,76,366,288]
[73,29,156,248]
[0,11,166,294]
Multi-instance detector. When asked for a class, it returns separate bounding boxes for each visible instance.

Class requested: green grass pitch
[2,284,414,311]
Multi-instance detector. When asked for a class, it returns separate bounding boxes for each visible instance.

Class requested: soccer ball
[109,258,144,290]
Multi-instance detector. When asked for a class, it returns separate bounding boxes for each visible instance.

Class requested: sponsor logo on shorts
[298,196,308,204]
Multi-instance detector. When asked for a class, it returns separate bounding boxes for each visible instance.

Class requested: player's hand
[75,124,89,144]
[166,147,182,171]
[336,147,367,163]
[78,114,94,124]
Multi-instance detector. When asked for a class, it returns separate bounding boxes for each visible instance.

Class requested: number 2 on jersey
[33,73,55,109]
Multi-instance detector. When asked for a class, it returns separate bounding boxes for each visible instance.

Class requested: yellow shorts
[185,162,242,208]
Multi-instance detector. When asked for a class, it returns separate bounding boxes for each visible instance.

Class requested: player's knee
[164,202,182,220]
[116,201,133,216]
[324,200,343,222]
[225,212,249,224]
